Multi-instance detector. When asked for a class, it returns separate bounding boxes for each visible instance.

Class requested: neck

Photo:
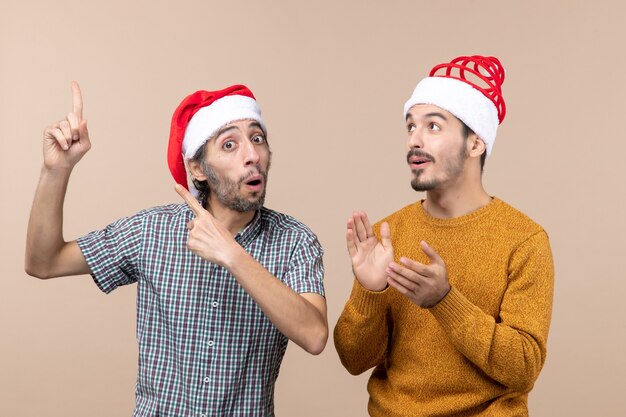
[423,173,491,219]
[205,200,256,236]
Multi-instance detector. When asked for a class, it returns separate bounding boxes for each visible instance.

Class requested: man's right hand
[42,81,91,171]
[346,212,394,292]
[25,81,92,279]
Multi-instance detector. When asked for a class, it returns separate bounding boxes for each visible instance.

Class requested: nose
[407,128,424,150]
[243,138,261,166]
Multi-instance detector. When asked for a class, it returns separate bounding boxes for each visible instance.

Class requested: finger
[388,261,423,283]
[387,276,414,298]
[353,212,368,242]
[186,220,194,230]
[386,268,420,292]
[346,218,357,257]
[71,81,83,120]
[58,120,73,144]
[175,183,205,216]
[48,127,70,150]
[67,112,80,141]
[361,211,374,237]
[380,222,392,250]
[398,257,429,276]
[421,241,444,266]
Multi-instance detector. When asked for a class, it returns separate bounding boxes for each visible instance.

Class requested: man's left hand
[175,184,241,267]
[386,241,451,308]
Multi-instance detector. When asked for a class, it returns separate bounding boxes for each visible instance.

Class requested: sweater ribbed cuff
[349,280,390,317]
[429,286,477,330]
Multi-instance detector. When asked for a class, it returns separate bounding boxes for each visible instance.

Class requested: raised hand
[346,212,394,291]
[385,240,451,308]
[175,184,241,267]
[42,81,91,170]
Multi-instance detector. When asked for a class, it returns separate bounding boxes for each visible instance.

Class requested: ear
[187,159,208,181]
[467,134,486,159]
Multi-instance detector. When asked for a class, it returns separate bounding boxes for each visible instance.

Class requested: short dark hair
[190,142,211,209]
[461,122,487,172]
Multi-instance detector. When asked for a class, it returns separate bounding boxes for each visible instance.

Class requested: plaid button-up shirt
[77,204,325,417]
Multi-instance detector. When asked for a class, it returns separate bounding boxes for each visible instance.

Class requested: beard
[408,143,467,192]
[203,164,268,212]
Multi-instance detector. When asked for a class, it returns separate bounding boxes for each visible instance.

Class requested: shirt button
[208,340,214,347]
[203,377,210,383]
[212,301,218,308]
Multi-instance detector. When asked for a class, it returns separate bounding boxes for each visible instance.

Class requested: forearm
[226,248,328,355]
[430,287,549,391]
[334,279,389,375]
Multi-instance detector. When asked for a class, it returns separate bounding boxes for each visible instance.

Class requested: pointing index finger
[175,184,205,216]
[71,81,83,120]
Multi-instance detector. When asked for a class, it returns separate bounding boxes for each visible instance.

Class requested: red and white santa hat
[167,84,265,197]
[403,55,506,157]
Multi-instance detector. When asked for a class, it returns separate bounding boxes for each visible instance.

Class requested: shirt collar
[234,209,263,248]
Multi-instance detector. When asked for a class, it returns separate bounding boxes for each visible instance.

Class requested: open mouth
[409,157,432,168]
[407,150,434,168]
[243,173,264,190]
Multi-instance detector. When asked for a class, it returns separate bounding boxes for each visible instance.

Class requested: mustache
[238,165,268,183]
[406,149,435,164]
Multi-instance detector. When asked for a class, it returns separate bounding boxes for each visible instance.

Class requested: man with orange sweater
[334,56,554,416]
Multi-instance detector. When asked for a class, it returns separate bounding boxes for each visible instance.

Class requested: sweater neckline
[412,197,502,226]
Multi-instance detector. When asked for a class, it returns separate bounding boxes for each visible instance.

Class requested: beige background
[2,0,625,415]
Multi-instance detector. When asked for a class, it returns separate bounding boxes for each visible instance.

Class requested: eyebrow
[214,125,238,139]
[424,112,448,121]
[212,120,266,143]
[406,112,449,122]
[247,121,267,135]
[248,121,263,130]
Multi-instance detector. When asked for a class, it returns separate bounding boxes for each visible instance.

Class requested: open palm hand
[346,212,394,292]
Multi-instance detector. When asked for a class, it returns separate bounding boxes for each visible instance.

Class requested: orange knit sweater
[334,198,554,417]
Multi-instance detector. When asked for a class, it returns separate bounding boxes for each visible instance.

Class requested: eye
[223,140,235,150]
[407,123,416,133]
[428,122,441,132]
[251,134,266,144]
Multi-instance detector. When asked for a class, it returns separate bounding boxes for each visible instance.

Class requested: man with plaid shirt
[25,82,328,417]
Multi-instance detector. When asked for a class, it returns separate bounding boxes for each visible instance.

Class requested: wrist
[39,166,74,190]
[222,243,250,272]
[41,164,73,178]
[362,280,388,292]
[426,283,451,308]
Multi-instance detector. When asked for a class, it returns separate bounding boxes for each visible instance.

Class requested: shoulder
[132,203,192,223]
[135,203,190,217]
[99,204,191,234]
[373,201,421,229]
[259,207,320,242]
[490,198,546,237]
[78,204,190,251]
[487,198,553,256]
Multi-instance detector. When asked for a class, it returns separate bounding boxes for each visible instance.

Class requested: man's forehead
[222,118,262,130]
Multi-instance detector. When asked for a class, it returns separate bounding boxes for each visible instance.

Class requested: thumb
[420,240,444,265]
[380,222,393,251]
[78,120,91,148]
